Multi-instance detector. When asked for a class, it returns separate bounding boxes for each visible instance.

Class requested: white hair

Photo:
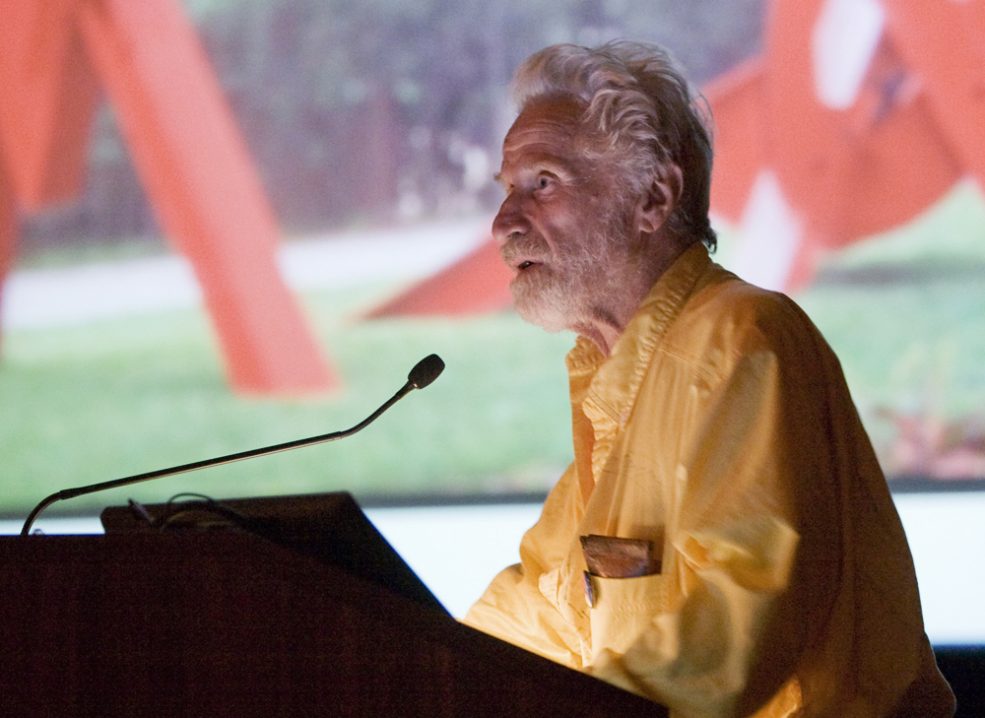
[512,41,717,249]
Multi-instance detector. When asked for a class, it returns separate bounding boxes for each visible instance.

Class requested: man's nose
[492,194,529,246]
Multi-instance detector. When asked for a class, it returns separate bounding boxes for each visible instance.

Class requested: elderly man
[463,42,954,717]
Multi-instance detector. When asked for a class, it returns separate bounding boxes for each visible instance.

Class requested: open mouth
[501,244,545,274]
[515,258,546,273]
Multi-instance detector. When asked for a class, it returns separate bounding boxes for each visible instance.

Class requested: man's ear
[635,163,683,235]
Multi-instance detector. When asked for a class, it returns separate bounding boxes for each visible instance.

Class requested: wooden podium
[1,494,665,716]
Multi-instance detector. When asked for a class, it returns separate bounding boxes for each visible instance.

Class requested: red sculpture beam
[0,0,336,395]
[886,0,985,187]
[0,1,98,208]
[363,238,511,318]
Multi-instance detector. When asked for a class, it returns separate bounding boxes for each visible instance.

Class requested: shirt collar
[566,242,710,427]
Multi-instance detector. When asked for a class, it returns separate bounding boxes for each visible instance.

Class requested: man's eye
[536,175,554,190]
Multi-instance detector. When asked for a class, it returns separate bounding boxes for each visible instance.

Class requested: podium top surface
[100,490,448,613]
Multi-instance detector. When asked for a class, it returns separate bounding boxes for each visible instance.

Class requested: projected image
[2,0,983,518]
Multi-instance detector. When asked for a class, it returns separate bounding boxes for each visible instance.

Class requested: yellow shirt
[464,244,955,717]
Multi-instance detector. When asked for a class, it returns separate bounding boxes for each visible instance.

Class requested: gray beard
[510,227,636,334]
[511,259,596,333]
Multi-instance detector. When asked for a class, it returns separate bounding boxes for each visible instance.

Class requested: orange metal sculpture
[363,237,512,318]
[710,0,985,289]
[0,0,336,394]
[372,0,985,314]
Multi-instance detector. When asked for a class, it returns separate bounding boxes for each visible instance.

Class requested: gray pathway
[4,217,487,329]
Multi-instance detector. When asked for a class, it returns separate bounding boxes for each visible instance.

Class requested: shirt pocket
[587,572,670,660]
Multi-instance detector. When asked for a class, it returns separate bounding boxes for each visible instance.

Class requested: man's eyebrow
[493,160,573,188]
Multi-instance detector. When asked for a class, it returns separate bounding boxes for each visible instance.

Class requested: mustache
[500,236,549,265]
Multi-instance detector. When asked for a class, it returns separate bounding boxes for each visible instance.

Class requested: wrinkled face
[492,96,639,333]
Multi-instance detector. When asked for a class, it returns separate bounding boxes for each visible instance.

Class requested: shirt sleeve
[586,336,841,717]
[462,562,585,668]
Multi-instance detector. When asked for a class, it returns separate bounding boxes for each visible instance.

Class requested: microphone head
[408,354,445,389]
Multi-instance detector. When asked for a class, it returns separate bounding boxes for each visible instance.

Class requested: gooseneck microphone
[20,354,445,536]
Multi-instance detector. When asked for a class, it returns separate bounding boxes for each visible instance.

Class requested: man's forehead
[511,95,585,132]
[500,96,590,168]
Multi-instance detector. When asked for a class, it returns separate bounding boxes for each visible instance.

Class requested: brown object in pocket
[580,534,662,578]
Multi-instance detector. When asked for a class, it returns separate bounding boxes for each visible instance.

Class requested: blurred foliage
[21,0,761,253]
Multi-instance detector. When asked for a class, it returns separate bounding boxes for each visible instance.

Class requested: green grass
[4,185,985,518]
[797,183,985,456]
[1,282,574,518]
